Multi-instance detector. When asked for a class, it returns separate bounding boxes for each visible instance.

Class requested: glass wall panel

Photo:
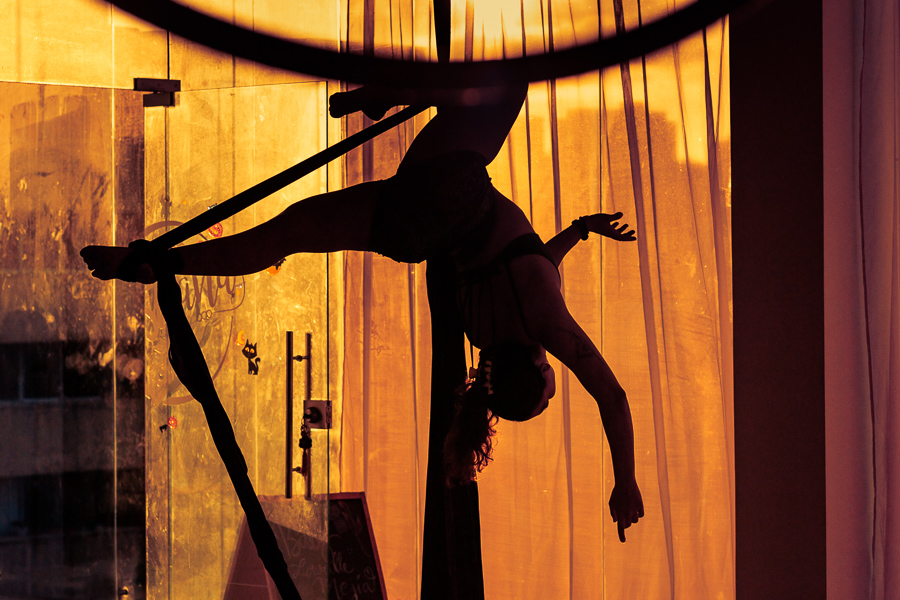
[2,2,345,598]
[0,82,146,599]
[143,82,333,600]
[0,79,336,600]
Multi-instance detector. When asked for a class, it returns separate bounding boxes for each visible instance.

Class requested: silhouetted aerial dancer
[82,80,643,542]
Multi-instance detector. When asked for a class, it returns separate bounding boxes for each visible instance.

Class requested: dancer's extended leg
[85,83,529,282]
[175,181,382,275]
[81,181,381,280]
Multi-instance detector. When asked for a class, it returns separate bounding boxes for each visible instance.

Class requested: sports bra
[455,233,560,348]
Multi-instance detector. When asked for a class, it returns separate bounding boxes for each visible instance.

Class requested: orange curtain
[337,1,733,598]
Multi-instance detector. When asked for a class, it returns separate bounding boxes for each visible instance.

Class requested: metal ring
[107,0,743,88]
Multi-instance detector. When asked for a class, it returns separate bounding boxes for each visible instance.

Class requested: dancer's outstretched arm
[544,212,636,266]
[518,259,643,542]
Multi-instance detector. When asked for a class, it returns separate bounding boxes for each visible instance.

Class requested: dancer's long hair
[443,343,546,487]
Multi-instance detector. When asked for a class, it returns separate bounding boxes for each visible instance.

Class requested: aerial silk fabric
[337,1,733,598]
[824,0,900,598]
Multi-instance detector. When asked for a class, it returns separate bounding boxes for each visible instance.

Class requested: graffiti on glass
[143,220,245,405]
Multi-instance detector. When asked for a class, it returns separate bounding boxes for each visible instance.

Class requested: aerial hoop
[108,0,744,88]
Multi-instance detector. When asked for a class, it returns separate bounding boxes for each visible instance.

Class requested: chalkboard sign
[224,493,386,600]
[328,492,387,600]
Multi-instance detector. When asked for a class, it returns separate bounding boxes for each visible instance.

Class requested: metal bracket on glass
[134,78,181,107]
[303,400,332,429]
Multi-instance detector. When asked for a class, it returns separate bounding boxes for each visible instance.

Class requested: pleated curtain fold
[825,0,900,598]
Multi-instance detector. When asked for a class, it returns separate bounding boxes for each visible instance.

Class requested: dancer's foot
[80,245,156,283]
[329,88,392,121]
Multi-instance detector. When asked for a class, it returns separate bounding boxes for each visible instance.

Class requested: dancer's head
[443,343,556,487]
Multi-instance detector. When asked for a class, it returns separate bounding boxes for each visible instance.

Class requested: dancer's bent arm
[544,212,636,266]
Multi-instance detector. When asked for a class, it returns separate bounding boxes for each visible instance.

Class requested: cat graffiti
[242,341,261,375]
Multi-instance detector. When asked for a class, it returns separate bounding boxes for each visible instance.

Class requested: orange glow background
[0,1,732,598]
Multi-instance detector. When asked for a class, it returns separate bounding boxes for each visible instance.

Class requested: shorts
[368,151,495,264]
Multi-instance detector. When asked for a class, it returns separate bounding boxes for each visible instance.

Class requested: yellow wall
[0,0,339,89]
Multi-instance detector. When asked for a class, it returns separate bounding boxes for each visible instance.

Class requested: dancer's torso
[453,190,560,349]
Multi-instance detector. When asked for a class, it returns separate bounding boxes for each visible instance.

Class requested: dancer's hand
[609,476,644,542]
[80,245,157,283]
[584,212,636,242]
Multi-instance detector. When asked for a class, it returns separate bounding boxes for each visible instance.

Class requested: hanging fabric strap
[155,266,302,600]
[135,103,425,600]
[152,103,426,252]
[419,2,486,599]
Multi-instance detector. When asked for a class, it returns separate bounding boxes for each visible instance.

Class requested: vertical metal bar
[306,333,313,406]
[286,331,294,499]
[305,332,313,500]
[304,449,312,501]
